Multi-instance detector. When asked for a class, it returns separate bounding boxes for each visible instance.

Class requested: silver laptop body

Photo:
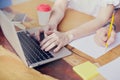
[0,10,71,68]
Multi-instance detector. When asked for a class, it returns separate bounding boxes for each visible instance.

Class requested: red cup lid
[37,4,51,12]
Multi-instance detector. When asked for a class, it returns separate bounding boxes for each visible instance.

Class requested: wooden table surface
[0,0,120,80]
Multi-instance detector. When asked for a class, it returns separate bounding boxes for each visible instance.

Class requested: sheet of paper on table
[69,32,120,59]
[98,57,120,80]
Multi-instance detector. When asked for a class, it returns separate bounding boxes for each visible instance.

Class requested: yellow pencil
[105,13,115,48]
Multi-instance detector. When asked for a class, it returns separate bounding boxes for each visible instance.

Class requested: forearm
[48,0,67,29]
[66,5,114,41]
[66,18,108,41]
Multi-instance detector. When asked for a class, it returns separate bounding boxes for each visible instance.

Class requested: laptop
[0,10,72,68]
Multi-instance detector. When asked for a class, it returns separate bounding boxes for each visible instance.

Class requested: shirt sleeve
[102,0,120,7]
[0,0,12,9]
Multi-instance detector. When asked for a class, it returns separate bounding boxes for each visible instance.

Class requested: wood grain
[0,0,120,80]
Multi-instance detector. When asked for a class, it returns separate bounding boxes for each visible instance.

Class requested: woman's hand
[94,26,116,47]
[35,22,57,40]
[40,31,72,53]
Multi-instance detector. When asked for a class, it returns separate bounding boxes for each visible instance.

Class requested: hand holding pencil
[105,13,115,48]
[94,13,116,47]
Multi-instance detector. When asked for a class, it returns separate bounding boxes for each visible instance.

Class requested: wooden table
[0,0,120,80]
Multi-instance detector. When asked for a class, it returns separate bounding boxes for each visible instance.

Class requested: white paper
[98,57,120,80]
[69,32,120,58]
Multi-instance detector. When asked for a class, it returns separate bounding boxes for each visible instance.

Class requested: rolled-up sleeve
[0,0,12,9]
[101,0,120,8]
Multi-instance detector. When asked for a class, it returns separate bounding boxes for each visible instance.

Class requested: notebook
[0,10,72,68]
[69,33,120,58]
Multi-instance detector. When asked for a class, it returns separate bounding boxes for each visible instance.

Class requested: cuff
[103,22,116,30]
[101,0,120,7]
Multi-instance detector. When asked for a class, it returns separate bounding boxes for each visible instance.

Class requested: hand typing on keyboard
[34,29,58,52]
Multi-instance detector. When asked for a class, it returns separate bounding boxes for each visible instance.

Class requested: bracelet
[103,22,116,30]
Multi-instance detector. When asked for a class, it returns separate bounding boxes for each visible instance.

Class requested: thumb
[45,31,53,36]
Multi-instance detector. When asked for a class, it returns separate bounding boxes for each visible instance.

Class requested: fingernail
[45,49,48,52]
[54,50,57,53]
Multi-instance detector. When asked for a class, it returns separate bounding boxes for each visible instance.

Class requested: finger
[40,35,53,46]
[94,30,107,46]
[45,31,53,36]
[101,30,108,41]
[96,29,105,40]
[99,31,108,42]
[99,39,106,46]
[94,34,106,46]
[44,41,57,52]
[106,30,116,46]
[53,42,62,53]
[41,38,56,50]
[41,33,56,46]
[99,29,108,41]
[35,29,44,41]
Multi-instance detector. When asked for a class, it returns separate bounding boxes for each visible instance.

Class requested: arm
[94,8,120,47]
[47,0,68,31]
[41,4,115,52]
[66,5,114,41]
[36,0,68,41]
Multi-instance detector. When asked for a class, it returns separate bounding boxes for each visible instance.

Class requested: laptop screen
[0,10,27,66]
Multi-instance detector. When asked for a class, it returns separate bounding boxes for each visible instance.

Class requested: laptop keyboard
[17,31,54,65]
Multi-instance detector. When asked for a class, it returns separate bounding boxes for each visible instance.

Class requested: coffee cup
[37,4,51,26]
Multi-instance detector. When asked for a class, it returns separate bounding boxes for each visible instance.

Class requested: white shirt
[67,0,120,17]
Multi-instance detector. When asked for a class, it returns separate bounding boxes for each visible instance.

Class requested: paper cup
[37,4,51,26]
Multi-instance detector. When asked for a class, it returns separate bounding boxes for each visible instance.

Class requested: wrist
[103,22,116,31]
[48,22,58,30]
[65,32,74,42]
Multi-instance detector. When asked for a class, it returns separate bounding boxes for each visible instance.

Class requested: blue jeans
[0,0,12,9]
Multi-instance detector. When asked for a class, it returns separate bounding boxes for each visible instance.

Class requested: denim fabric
[0,0,12,8]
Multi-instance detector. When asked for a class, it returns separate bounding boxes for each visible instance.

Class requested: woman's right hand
[94,26,116,47]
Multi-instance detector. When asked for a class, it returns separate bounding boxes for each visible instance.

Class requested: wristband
[103,22,116,30]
